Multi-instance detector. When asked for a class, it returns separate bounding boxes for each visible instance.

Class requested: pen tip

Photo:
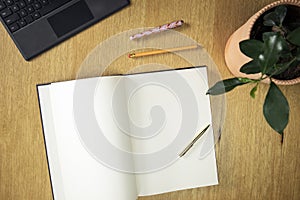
[128,53,135,58]
[205,124,210,130]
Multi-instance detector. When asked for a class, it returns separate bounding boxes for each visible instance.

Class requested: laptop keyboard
[0,0,72,33]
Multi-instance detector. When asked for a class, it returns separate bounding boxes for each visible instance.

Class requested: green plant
[207,5,300,135]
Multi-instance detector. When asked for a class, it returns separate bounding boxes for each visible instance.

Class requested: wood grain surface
[0,0,299,199]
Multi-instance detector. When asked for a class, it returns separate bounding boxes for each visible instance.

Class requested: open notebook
[37,67,218,200]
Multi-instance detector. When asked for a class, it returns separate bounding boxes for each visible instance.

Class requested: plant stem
[253,57,298,83]
[269,57,297,77]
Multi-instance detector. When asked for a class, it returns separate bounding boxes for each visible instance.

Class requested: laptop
[0,0,130,60]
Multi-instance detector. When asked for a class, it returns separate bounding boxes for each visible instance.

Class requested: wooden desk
[0,0,299,199]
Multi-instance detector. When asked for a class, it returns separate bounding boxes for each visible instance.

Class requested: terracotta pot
[224,0,300,85]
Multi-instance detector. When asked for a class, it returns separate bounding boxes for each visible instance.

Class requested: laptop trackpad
[47,0,94,38]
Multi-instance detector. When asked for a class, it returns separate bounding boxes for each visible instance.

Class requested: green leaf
[263,82,289,134]
[240,60,261,74]
[206,78,246,95]
[263,19,276,26]
[287,27,300,46]
[238,77,253,83]
[239,39,264,58]
[250,84,258,99]
[260,32,288,73]
[263,12,279,26]
[275,5,287,25]
[263,6,287,26]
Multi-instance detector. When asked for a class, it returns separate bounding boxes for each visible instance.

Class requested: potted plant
[207,1,300,138]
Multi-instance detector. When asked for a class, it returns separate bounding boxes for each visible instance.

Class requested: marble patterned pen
[129,20,184,40]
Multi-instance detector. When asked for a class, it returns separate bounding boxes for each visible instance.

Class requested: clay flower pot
[224,0,300,85]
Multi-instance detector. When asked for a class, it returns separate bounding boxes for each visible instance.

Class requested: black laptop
[0,0,130,60]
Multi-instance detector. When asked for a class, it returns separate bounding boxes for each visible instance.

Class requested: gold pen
[128,45,199,58]
[179,124,210,157]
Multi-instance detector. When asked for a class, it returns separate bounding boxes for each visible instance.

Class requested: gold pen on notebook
[179,124,210,157]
